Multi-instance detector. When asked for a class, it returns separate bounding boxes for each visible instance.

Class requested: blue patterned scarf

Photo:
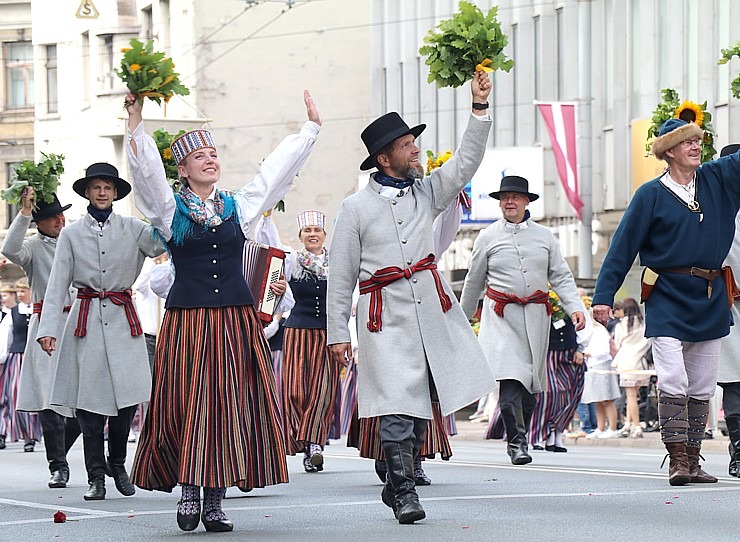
[169,186,238,246]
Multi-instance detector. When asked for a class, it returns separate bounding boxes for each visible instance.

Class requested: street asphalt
[1,421,739,541]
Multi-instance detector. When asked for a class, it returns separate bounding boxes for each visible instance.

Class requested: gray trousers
[652,337,720,400]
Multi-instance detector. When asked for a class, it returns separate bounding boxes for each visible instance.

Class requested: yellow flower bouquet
[549,290,568,322]
[419,1,513,88]
[115,39,190,105]
[426,149,453,175]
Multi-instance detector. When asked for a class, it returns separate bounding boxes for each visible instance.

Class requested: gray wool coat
[2,213,73,414]
[38,213,164,416]
[327,115,496,420]
[719,213,740,384]
[459,219,582,394]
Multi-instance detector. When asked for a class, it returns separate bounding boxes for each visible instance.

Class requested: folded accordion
[243,240,286,322]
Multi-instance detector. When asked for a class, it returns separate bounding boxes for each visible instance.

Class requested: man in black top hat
[37,162,163,501]
[2,187,82,489]
[460,175,584,465]
[328,71,497,524]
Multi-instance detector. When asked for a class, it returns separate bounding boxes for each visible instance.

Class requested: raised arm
[124,93,177,241]
[2,187,35,268]
[236,91,321,237]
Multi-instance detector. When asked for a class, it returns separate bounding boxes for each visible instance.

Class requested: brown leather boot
[664,442,691,486]
[686,446,718,483]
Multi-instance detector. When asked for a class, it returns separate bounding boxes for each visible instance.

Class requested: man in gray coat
[460,176,585,465]
[328,71,496,525]
[38,163,164,501]
[3,187,81,489]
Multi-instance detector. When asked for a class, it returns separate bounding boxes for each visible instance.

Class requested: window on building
[81,32,90,103]
[629,0,641,119]
[556,8,564,100]
[5,163,21,228]
[533,15,540,142]
[4,42,34,109]
[100,35,115,92]
[142,6,154,40]
[604,0,614,125]
[716,0,730,102]
[46,44,58,113]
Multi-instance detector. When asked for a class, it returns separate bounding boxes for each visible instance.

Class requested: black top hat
[489,175,539,201]
[73,163,132,201]
[360,112,426,171]
[31,193,71,223]
[721,144,740,158]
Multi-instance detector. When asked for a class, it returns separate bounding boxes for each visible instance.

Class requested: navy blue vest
[549,317,577,351]
[10,305,30,353]
[166,220,255,309]
[267,317,286,351]
[285,273,327,329]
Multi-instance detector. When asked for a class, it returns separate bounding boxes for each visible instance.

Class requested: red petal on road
[264,515,272,518]
[665,501,673,505]
[462,526,469,529]
[53,510,66,523]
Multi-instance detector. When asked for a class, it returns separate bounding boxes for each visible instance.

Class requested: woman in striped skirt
[125,92,321,532]
[282,210,342,472]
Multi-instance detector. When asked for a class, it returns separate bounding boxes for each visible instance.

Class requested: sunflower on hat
[646,88,716,163]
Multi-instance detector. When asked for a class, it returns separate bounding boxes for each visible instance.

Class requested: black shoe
[49,469,69,489]
[381,482,396,515]
[176,499,201,532]
[83,479,106,500]
[201,511,234,532]
[545,444,568,453]
[106,463,135,496]
[508,446,533,465]
[237,486,253,493]
[533,444,545,451]
[24,441,35,452]
[0,435,5,450]
[395,493,426,524]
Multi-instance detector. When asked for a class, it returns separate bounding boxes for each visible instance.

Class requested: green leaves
[115,39,190,106]
[152,128,186,190]
[718,41,740,99]
[1,153,64,205]
[419,1,513,88]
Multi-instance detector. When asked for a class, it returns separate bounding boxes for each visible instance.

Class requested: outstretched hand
[304,90,322,126]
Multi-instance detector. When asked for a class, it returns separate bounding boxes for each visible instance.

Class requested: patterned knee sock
[658,393,689,443]
[178,484,200,515]
[203,487,227,521]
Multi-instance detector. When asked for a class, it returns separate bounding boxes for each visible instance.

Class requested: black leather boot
[726,415,740,477]
[39,410,70,488]
[375,459,388,483]
[82,435,107,500]
[500,404,532,465]
[381,441,426,524]
[105,407,136,496]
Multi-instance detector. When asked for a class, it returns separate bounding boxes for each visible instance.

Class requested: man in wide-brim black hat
[460,174,584,467]
[2,186,82,490]
[36,161,163,502]
[327,71,497,525]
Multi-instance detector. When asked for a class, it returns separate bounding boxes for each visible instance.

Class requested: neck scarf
[374,172,416,190]
[177,185,225,226]
[87,204,113,225]
[296,248,329,280]
[169,186,237,246]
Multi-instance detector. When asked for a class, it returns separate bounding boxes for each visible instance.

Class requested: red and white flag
[536,102,584,219]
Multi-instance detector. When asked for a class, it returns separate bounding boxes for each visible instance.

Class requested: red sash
[32,300,70,315]
[359,254,452,332]
[74,288,141,337]
[485,287,552,318]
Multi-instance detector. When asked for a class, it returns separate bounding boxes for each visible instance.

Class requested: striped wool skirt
[346,401,453,460]
[281,327,339,455]
[528,349,586,445]
[130,306,287,491]
[0,353,42,442]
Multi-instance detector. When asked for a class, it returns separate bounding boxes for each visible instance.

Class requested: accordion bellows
[170,129,216,165]
[243,240,286,323]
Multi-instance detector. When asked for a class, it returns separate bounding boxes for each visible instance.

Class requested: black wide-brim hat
[360,112,426,171]
[489,175,539,201]
[721,143,740,158]
[73,162,131,201]
[31,193,72,223]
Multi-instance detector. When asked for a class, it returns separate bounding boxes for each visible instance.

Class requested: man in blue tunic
[592,119,740,486]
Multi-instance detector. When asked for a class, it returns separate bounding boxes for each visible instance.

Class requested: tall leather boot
[500,404,532,465]
[106,407,136,496]
[38,410,69,488]
[726,415,740,477]
[658,393,690,486]
[82,435,106,500]
[686,398,717,483]
[381,441,425,524]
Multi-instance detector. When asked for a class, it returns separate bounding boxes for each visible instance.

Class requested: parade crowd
[2,71,740,533]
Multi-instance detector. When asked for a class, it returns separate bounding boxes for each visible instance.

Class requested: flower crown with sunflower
[646,88,716,163]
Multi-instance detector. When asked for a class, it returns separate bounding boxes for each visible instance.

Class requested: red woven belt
[359,254,452,332]
[74,288,141,337]
[32,300,71,315]
[485,287,552,318]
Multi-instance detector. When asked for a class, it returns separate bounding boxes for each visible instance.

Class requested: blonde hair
[14,278,30,290]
